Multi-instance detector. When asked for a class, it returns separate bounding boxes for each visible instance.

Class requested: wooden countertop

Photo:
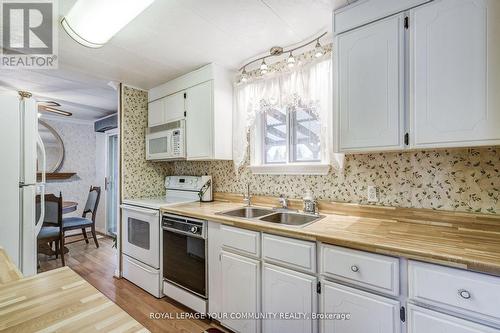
[0,267,148,333]
[160,199,500,277]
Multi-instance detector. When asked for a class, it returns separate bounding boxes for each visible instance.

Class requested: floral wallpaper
[170,147,499,214]
[121,86,498,214]
[121,86,171,199]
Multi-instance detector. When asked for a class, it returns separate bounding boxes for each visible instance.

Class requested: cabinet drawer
[409,261,500,326]
[408,304,500,333]
[221,225,260,257]
[122,255,161,298]
[320,244,399,296]
[262,234,316,273]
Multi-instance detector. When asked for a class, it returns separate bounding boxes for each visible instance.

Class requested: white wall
[42,118,105,233]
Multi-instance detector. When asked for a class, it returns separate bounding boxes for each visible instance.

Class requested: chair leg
[91,225,99,248]
[55,240,59,259]
[82,228,89,244]
[60,236,65,266]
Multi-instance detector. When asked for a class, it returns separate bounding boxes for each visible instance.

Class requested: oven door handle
[162,226,206,239]
[121,205,159,216]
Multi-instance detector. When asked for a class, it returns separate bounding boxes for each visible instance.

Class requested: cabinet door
[320,280,400,333]
[262,264,317,333]
[164,91,185,123]
[186,81,213,160]
[411,0,499,147]
[337,13,404,152]
[408,305,500,333]
[221,251,260,333]
[148,98,165,127]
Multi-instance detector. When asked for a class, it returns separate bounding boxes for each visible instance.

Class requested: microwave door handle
[168,131,174,157]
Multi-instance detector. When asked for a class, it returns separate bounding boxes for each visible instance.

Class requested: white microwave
[146,120,186,160]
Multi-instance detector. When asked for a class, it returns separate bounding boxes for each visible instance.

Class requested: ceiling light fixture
[238,32,328,83]
[42,106,73,117]
[240,67,248,83]
[61,0,155,48]
[314,40,324,58]
[287,52,296,68]
[260,59,268,74]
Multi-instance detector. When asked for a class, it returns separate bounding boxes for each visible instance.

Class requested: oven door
[163,228,207,298]
[121,205,160,269]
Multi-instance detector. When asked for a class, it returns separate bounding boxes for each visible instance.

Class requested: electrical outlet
[367,185,378,202]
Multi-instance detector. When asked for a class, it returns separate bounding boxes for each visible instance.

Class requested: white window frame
[249,108,330,175]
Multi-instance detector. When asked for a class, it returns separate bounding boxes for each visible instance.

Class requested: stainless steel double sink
[216,206,324,227]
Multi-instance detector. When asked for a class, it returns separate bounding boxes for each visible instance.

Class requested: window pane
[264,108,287,164]
[291,108,321,162]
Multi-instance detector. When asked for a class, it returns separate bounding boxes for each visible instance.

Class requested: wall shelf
[37,172,76,181]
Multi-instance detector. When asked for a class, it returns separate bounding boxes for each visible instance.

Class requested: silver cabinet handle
[351,265,359,272]
[458,289,471,299]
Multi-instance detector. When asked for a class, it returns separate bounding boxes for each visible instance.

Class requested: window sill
[248,163,330,175]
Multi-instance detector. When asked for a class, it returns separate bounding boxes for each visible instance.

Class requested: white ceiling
[0,0,348,120]
[58,0,344,89]
[0,68,118,121]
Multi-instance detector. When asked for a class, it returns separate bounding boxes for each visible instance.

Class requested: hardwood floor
[38,236,227,333]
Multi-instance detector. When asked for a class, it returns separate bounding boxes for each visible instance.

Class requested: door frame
[104,128,119,236]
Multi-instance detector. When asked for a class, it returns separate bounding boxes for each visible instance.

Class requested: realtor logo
[1,0,58,68]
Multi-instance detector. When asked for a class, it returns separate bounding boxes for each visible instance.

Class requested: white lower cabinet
[262,263,317,333]
[220,251,260,333]
[320,280,401,333]
[210,225,500,333]
[408,305,500,333]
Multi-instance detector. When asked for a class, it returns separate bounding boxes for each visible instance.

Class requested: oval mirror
[38,120,65,173]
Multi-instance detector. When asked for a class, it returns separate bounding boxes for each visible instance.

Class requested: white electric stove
[121,176,211,298]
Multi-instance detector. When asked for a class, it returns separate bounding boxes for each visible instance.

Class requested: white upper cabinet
[164,91,185,123]
[334,0,500,153]
[410,0,500,148]
[147,98,165,127]
[148,63,233,160]
[336,13,404,152]
[186,81,213,160]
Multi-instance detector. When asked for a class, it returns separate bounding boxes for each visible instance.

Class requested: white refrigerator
[0,91,46,276]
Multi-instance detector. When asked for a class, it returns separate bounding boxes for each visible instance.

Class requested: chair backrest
[83,186,101,222]
[36,193,63,227]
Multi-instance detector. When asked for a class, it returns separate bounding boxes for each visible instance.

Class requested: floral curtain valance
[233,43,344,172]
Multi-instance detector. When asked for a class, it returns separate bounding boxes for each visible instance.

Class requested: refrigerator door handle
[36,133,46,185]
[36,133,46,232]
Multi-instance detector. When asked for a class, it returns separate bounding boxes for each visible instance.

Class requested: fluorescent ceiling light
[61,0,155,48]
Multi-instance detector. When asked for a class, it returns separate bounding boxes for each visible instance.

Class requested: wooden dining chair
[62,186,101,248]
[37,193,65,266]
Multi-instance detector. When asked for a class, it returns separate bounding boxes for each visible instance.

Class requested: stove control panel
[165,176,202,191]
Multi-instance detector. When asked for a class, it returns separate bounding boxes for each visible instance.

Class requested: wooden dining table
[62,201,78,214]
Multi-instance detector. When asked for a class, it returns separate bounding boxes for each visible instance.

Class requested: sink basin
[259,212,323,226]
[219,207,274,219]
